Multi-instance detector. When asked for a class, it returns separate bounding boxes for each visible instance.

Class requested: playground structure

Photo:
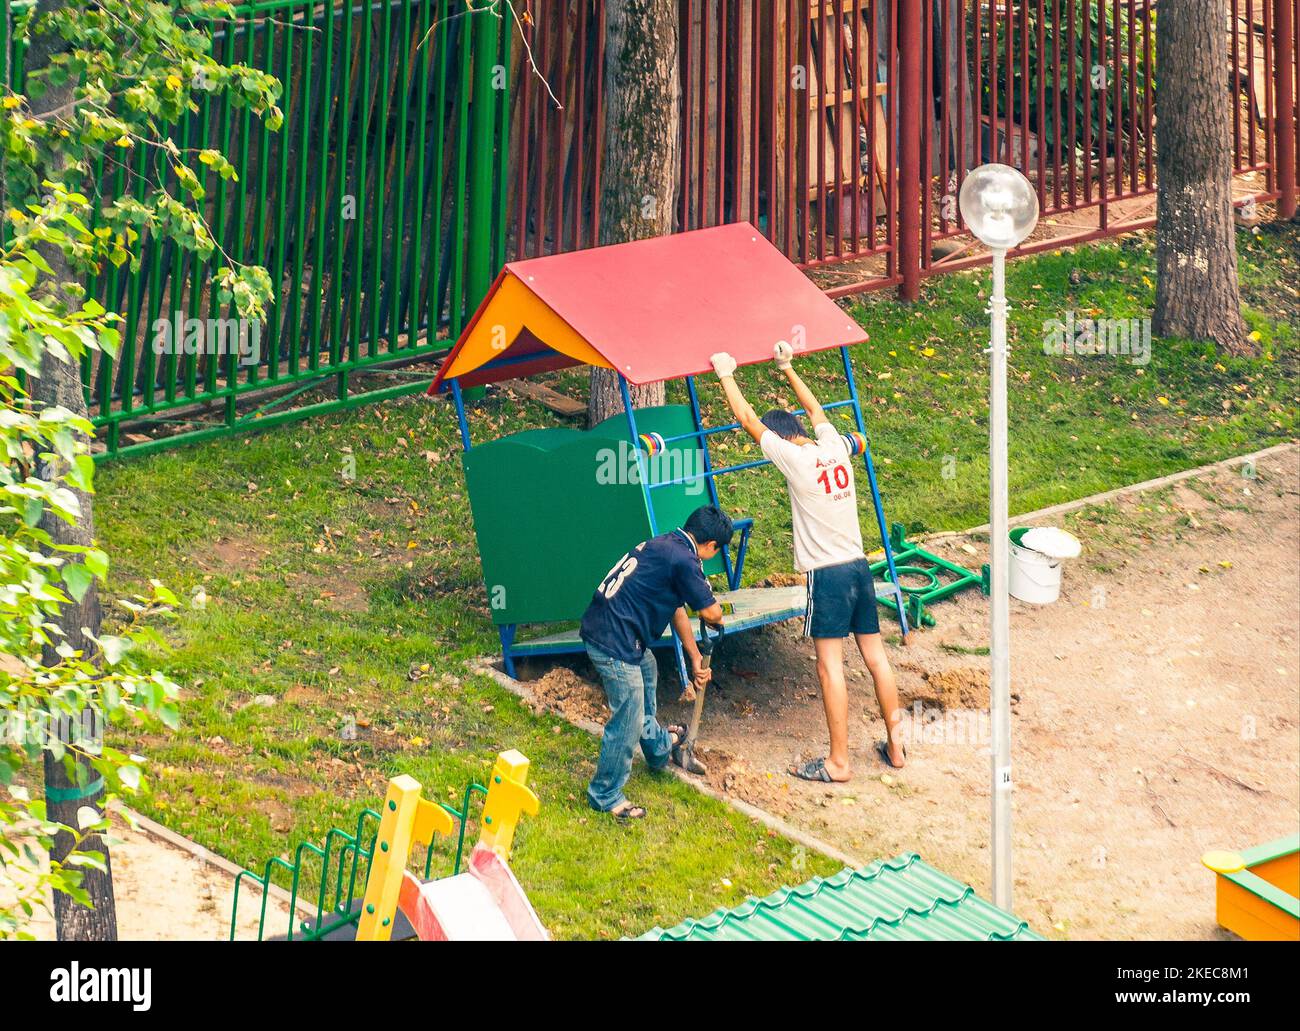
[430,222,921,686]
[230,750,544,941]
[871,523,990,630]
[1202,834,1300,941]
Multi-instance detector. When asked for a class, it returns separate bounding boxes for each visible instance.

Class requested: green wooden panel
[462,427,653,625]
[591,405,726,577]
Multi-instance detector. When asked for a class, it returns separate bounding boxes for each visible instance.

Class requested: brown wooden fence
[512,0,1299,300]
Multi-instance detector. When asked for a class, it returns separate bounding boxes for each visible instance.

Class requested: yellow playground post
[356,750,540,942]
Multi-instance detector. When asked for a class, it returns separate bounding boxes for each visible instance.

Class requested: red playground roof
[430,222,867,391]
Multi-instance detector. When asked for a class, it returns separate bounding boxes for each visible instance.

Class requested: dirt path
[520,446,1300,940]
[6,820,294,941]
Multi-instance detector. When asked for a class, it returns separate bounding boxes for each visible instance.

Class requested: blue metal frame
[685,374,735,588]
[448,343,910,686]
[839,345,911,635]
[497,622,517,679]
[617,372,690,683]
[450,379,472,450]
[618,375,658,536]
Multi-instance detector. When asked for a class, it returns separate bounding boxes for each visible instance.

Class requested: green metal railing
[230,777,488,941]
[4,1,509,459]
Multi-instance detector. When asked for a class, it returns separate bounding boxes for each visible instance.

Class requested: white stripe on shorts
[802,567,814,638]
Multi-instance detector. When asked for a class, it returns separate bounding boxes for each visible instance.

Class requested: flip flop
[876,740,906,770]
[789,757,834,783]
[610,801,647,821]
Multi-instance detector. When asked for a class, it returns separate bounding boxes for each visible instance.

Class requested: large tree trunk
[25,10,119,942]
[34,357,117,944]
[1152,0,1250,354]
[588,0,680,425]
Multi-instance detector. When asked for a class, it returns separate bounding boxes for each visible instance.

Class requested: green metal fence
[229,776,488,941]
[5,1,509,459]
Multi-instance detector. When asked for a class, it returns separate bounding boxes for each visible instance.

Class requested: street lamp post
[957,164,1039,912]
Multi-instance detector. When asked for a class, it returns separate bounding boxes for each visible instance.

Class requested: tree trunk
[35,360,117,942]
[1152,0,1251,354]
[25,10,119,942]
[588,0,680,425]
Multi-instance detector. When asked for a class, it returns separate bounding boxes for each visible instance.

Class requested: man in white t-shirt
[710,344,903,782]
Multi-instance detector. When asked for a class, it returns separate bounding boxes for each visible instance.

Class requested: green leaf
[61,563,93,603]
[158,702,180,731]
[98,635,132,666]
[117,765,142,792]
[82,547,109,579]
[20,496,43,527]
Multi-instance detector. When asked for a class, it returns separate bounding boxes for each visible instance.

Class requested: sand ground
[5,819,295,941]
[521,446,1300,940]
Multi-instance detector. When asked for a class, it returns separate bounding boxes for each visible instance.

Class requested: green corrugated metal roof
[637,853,1044,941]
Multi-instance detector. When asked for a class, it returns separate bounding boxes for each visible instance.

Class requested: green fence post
[461,6,503,402]
[467,7,499,306]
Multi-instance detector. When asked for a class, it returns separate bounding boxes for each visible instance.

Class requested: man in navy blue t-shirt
[580,505,731,820]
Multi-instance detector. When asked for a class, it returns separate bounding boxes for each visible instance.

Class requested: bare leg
[855,631,904,767]
[812,636,852,780]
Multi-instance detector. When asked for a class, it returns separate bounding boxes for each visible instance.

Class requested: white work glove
[773,340,794,369]
[710,352,737,378]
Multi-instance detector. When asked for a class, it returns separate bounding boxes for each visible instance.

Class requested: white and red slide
[396,844,549,941]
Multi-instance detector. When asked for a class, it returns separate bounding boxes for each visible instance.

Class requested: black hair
[683,505,735,549]
[761,409,808,441]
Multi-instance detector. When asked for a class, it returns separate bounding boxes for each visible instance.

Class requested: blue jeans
[585,643,673,811]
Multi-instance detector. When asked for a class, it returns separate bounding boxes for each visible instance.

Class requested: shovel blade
[674,744,708,776]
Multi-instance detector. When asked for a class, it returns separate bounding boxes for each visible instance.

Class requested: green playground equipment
[870,524,989,629]
[462,404,742,627]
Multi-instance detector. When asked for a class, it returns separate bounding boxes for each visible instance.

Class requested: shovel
[674,617,723,776]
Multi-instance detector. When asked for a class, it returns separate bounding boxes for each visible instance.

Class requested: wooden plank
[769,0,789,248]
[733,0,755,224]
[847,15,890,205]
[502,378,587,418]
[512,586,809,652]
[806,10,847,191]
[806,1,889,210]
[809,80,887,110]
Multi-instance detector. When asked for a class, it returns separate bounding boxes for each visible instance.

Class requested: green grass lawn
[96,224,1297,938]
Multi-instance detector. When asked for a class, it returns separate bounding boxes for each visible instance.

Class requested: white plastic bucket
[1008,527,1066,604]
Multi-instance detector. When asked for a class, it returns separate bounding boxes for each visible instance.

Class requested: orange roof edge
[428,267,509,394]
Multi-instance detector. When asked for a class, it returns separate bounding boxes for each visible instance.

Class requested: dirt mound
[756,572,805,588]
[897,663,992,711]
[698,745,796,817]
[526,666,609,725]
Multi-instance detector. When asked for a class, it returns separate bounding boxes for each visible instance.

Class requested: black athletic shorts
[803,556,880,638]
